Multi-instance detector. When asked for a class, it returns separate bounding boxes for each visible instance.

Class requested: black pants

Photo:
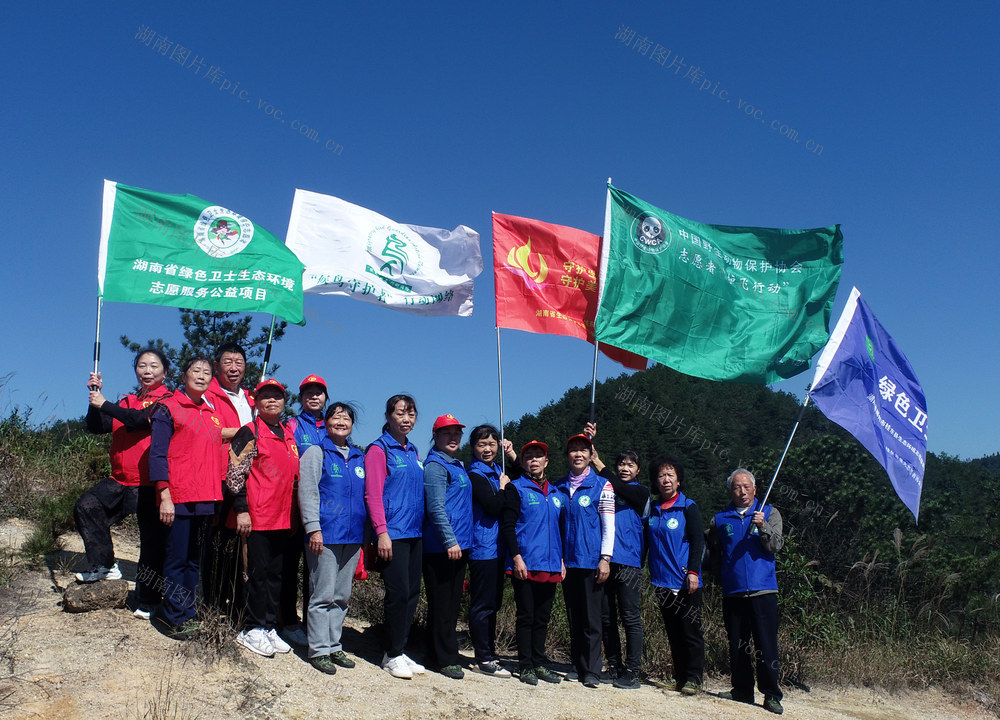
[722,593,781,700]
[279,523,308,629]
[512,577,557,670]
[244,529,290,629]
[601,563,644,673]
[562,567,605,678]
[74,479,166,605]
[657,586,705,685]
[468,557,505,663]
[379,537,423,657]
[422,551,468,667]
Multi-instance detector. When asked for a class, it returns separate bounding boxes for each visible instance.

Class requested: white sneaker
[266,628,292,653]
[381,652,413,679]
[75,562,122,583]
[401,653,426,674]
[132,606,153,620]
[280,625,308,647]
[236,628,275,658]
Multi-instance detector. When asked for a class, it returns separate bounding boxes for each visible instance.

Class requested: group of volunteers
[73,343,787,715]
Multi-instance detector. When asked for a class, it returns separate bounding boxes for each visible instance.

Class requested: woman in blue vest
[364,394,425,679]
[558,431,616,689]
[298,401,365,675]
[466,424,516,678]
[645,455,705,696]
[422,414,473,679]
[500,440,565,686]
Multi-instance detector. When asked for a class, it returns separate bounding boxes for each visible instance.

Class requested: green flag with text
[595,184,843,383]
[98,180,305,324]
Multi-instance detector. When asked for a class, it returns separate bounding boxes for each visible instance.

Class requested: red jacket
[110,385,172,487]
[161,389,227,503]
[204,377,254,429]
[226,418,300,531]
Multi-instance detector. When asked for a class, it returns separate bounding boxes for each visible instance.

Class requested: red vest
[205,377,254,429]
[109,384,172,487]
[226,418,300,531]
[163,389,227,503]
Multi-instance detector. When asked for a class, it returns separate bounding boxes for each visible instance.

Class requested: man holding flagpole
[708,468,784,715]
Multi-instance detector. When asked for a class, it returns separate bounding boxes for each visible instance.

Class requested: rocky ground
[0,519,992,720]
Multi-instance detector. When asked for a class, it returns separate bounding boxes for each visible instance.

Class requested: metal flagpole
[760,394,812,507]
[90,297,103,390]
[258,314,277,384]
[588,340,600,426]
[497,326,506,474]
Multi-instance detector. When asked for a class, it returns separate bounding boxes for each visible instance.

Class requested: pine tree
[120,309,286,390]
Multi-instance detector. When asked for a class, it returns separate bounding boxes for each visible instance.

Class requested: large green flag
[98,180,305,324]
[595,184,843,383]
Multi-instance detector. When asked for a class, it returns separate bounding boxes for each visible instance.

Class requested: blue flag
[809,287,928,521]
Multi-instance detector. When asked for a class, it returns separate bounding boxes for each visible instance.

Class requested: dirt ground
[0,520,993,720]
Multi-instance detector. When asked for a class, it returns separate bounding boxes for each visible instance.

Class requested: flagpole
[497,326,505,475]
[90,296,103,389]
[588,340,600,425]
[760,394,812,507]
[258,314,277,384]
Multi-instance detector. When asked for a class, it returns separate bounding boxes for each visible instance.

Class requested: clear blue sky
[2,1,997,460]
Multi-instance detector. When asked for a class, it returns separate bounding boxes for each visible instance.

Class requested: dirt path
[0,522,992,720]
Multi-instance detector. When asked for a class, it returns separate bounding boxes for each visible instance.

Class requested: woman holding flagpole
[364,394,425,679]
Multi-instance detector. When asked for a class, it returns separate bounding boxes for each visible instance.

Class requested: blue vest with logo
[646,492,702,590]
[510,475,564,573]
[422,449,474,554]
[369,431,424,540]
[558,469,606,570]
[293,410,325,453]
[468,459,503,561]
[714,500,778,595]
[318,437,367,544]
[610,481,644,568]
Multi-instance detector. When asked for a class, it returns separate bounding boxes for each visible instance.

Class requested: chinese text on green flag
[595,184,842,383]
[98,180,305,324]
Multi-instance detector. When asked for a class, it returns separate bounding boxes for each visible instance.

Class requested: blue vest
[714,500,778,595]
[468,459,502,561]
[610,481,644,568]
[369,431,424,540]
[646,492,703,591]
[510,476,564,573]
[317,437,367,544]
[557,469,606,570]
[422,449,474,554]
[293,411,325,453]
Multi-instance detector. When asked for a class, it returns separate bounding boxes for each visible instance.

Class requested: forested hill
[501,363,1000,622]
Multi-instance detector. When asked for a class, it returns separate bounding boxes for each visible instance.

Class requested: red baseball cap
[432,414,466,432]
[298,374,328,394]
[565,433,594,451]
[254,378,287,396]
[521,439,549,456]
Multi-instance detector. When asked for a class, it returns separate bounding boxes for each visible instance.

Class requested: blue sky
[2,1,997,460]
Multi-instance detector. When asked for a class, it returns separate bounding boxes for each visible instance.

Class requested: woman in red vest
[149,356,228,638]
[227,379,301,658]
[74,348,172,620]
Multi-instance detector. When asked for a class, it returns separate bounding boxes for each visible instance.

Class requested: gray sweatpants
[305,543,361,658]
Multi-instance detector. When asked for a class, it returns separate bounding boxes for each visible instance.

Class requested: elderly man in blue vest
[708,468,784,715]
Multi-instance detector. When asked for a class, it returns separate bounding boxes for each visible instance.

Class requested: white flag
[285,189,483,316]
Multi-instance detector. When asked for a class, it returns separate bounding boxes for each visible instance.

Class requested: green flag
[595,184,843,383]
[98,180,305,324]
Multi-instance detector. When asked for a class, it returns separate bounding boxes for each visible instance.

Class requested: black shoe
[535,666,562,684]
[329,650,355,669]
[720,689,755,704]
[613,669,640,689]
[679,680,701,696]
[520,668,538,685]
[437,664,465,680]
[309,655,338,675]
[606,664,622,680]
[763,696,784,714]
[582,673,601,688]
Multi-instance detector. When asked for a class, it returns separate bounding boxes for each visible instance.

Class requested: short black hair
[469,424,500,445]
[133,347,170,373]
[214,342,246,363]
[180,355,213,375]
[614,449,641,468]
[325,401,356,424]
[649,455,685,493]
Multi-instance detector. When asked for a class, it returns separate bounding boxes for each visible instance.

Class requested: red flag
[493,213,647,370]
